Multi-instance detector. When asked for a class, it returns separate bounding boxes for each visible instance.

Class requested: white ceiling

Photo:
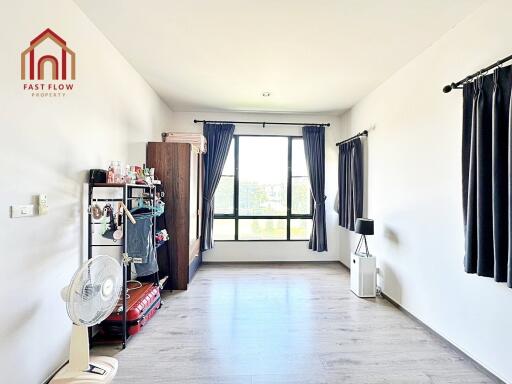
[76,0,484,114]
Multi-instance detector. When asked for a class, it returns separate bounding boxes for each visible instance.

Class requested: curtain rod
[443,53,512,93]
[193,119,330,127]
[336,130,368,146]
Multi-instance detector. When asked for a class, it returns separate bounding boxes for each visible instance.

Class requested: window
[214,135,313,241]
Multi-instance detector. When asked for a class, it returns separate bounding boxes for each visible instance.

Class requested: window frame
[214,134,313,241]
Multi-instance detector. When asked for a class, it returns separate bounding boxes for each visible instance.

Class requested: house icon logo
[21,28,75,80]
[21,28,76,97]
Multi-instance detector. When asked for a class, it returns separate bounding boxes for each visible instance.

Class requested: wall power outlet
[38,194,48,215]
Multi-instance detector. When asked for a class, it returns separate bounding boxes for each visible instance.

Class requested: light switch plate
[11,205,35,218]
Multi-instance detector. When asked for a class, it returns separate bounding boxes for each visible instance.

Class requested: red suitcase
[100,282,162,336]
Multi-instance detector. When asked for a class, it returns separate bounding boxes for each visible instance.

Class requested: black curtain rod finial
[442,84,453,93]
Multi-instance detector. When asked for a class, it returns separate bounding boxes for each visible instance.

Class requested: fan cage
[65,255,123,326]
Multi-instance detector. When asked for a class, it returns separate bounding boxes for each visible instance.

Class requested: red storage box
[100,282,161,337]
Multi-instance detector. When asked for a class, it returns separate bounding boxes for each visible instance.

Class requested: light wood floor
[95,263,497,383]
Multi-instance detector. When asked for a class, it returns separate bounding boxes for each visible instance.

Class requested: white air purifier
[350,253,376,298]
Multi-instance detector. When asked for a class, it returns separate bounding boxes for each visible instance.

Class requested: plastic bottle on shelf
[123,165,129,184]
[113,161,122,183]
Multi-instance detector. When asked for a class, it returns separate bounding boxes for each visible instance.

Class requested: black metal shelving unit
[87,182,159,349]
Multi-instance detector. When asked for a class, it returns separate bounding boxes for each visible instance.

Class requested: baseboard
[203,257,341,262]
[188,252,202,282]
[202,260,342,265]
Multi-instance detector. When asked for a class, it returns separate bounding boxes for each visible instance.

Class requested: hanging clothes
[127,207,159,277]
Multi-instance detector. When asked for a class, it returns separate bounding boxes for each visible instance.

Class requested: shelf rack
[87,183,158,349]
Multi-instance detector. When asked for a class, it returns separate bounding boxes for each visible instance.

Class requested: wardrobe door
[189,151,198,246]
[197,153,203,240]
[188,150,202,268]
[147,142,190,290]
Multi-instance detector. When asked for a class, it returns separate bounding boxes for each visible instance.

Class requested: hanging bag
[101,204,118,241]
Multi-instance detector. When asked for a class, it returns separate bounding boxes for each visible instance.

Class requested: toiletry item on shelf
[124,165,131,184]
[147,168,161,185]
[107,161,121,183]
[107,165,115,184]
[131,166,145,184]
[124,165,137,184]
[113,161,122,183]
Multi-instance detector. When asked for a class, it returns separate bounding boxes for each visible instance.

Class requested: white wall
[169,111,348,262]
[340,0,512,381]
[0,1,173,383]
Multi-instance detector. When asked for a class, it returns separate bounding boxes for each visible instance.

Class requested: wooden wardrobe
[147,142,203,290]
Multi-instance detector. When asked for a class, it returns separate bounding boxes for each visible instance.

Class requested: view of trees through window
[213,135,312,241]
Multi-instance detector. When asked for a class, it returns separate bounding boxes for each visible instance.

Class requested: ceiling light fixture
[262,92,271,97]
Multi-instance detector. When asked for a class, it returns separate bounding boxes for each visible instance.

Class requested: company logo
[21,28,76,97]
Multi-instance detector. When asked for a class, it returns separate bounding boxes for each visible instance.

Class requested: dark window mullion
[234,135,239,241]
[223,215,311,219]
[237,215,289,219]
[287,137,292,240]
[289,215,313,219]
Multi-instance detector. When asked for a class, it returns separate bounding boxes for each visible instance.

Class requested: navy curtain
[200,123,235,251]
[462,65,512,287]
[338,138,363,231]
[302,126,327,252]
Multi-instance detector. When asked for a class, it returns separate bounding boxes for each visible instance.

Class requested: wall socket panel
[11,205,35,218]
[38,194,48,215]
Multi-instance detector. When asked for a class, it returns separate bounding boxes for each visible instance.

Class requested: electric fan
[50,255,123,383]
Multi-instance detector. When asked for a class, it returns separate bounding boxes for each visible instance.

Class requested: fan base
[49,356,118,383]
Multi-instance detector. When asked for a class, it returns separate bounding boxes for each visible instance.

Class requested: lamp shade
[355,218,374,235]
